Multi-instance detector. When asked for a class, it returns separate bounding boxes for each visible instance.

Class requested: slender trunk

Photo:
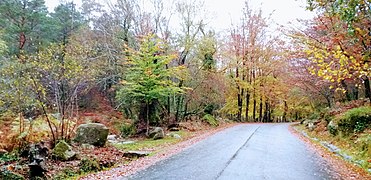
[167,96,171,116]
[259,96,263,122]
[31,77,56,144]
[175,80,184,122]
[341,80,351,101]
[253,97,256,122]
[283,101,288,122]
[363,76,371,103]
[245,93,250,122]
[146,101,149,135]
[237,89,244,122]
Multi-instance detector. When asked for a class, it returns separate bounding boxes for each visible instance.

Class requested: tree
[303,0,371,102]
[51,2,85,45]
[116,34,185,133]
[0,0,51,55]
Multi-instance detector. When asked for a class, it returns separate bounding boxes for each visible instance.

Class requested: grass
[113,130,190,153]
[295,123,370,172]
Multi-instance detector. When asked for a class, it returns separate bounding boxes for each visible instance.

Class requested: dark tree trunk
[283,101,288,122]
[341,80,352,101]
[263,100,269,122]
[237,88,244,122]
[245,93,250,122]
[363,76,371,103]
[253,97,256,122]
[259,96,263,122]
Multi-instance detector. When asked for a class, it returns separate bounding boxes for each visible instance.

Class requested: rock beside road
[74,123,109,147]
[148,127,164,140]
[52,140,76,161]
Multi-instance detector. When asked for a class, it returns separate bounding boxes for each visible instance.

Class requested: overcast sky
[45,0,314,31]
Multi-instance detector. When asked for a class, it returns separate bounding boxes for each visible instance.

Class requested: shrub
[327,121,338,136]
[120,123,136,138]
[79,158,101,173]
[307,112,320,120]
[336,106,371,135]
[202,114,218,126]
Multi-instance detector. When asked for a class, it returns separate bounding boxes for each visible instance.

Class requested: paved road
[126,123,337,180]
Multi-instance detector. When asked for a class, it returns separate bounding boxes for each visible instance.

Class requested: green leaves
[117,34,186,104]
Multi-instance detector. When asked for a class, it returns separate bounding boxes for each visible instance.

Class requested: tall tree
[116,34,185,133]
[0,0,50,55]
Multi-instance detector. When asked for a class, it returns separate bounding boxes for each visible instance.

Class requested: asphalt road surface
[126,123,337,180]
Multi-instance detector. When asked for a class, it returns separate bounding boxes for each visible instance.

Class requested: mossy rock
[52,140,76,161]
[74,123,109,147]
[0,168,25,180]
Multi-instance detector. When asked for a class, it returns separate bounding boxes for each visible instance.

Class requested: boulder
[107,135,117,141]
[148,127,164,140]
[74,123,109,147]
[327,120,338,135]
[0,167,25,180]
[308,122,316,131]
[123,151,150,158]
[52,140,76,161]
[169,127,180,131]
[28,142,49,178]
[167,123,180,131]
[81,144,95,150]
[171,133,181,139]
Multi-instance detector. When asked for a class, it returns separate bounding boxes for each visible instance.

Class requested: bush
[308,112,320,120]
[79,158,101,173]
[336,106,371,135]
[202,114,218,126]
[120,123,136,138]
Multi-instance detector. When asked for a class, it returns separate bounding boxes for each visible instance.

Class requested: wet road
[126,123,336,180]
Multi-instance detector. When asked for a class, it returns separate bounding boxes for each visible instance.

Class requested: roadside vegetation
[297,101,371,172]
[0,0,370,179]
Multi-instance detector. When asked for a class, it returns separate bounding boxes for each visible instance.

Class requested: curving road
[124,123,338,180]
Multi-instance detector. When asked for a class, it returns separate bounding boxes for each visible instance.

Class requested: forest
[0,0,370,179]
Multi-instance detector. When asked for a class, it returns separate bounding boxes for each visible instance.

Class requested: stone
[81,144,95,150]
[117,141,135,145]
[28,142,49,178]
[52,140,76,161]
[0,167,25,180]
[148,127,164,140]
[123,151,150,158]
[0,149,8,155]
[171,133,181,139]
[167,123,180,131]
[74,123,109,147]
[308,122,316,131]
[327,120,338,135]
[169,127,180,131]
[107,135,117,141]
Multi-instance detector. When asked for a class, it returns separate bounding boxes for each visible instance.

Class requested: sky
[45,0,315,31]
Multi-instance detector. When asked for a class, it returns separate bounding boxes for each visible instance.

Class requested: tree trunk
[245,93,250,122]
[146,101,149,135]
[283,101,288,122]
[259,96,263,122]
[341,80,351,101]
[363,76,371,103]
[253,97,256,122]
[237,89,243,122]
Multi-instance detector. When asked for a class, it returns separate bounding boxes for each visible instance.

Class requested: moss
[79,158,101,173]
[335,106,371,135]
[0,169,25,180]
[74,123,109,147]
[52,140,75,161]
